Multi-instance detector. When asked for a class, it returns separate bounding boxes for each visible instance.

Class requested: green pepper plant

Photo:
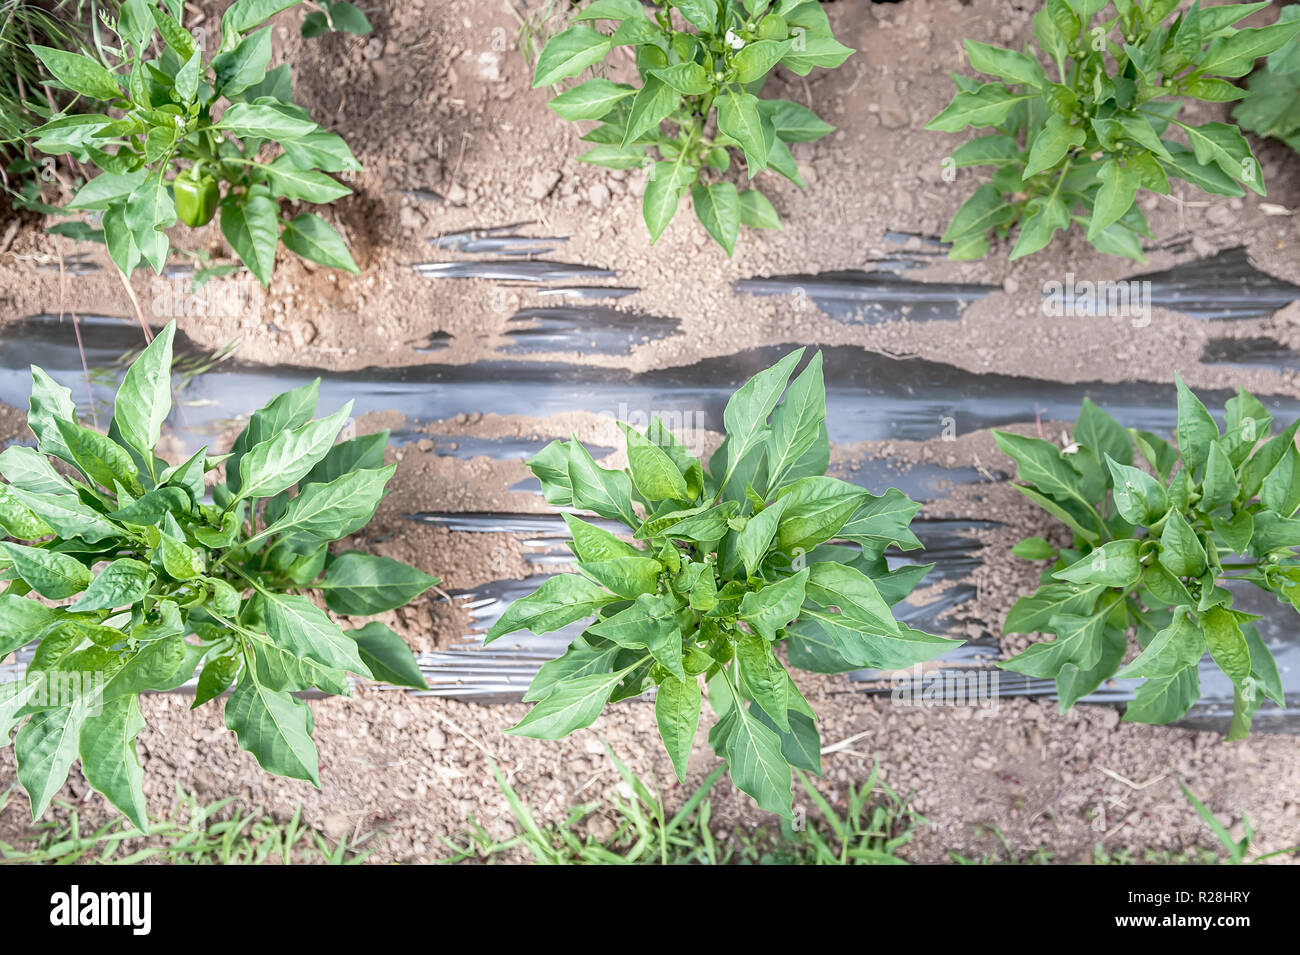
[533,0,853,254]
[487,349,961,815]
[997,383,1296,738]
[928,0,1300,261]
[1233,5,1300,154]
[23,0,362,284]
[0,321,437,827]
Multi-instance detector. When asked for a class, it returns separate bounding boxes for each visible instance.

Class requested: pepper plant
[997,382,1295,738]
[23,0,361,284]
[928,0,1300,261]
[0,321,436,827]
[1233,5,1300,153]
[533,0,853,254]
[486,349,960,815]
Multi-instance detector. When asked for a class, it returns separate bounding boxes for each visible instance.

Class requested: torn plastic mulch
[1202,336,1299,372]
[2,317,1298,729]
[502,305,681,354]
[10,320,1300,460]
[736,245,1300,323]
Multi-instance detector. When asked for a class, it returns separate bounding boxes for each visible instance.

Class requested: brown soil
[1,0,1299,864]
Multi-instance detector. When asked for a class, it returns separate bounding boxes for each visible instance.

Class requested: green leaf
[485,573,617,643]
[579,145,648,169]
[621,423,689,500]
[224,673,321,785]
[572,0,647,21]
[1056,626,1126,712]
[194,654,241,708]
[1174,375,1219,479]
[1181,121,1265,195]
[738,568,808,641]
[265,157,351,203]
[717,88,772,174]
[563,512,640,562]
[212,27,273,96]
[736,630,790,730]
[280,128,361,172]
[722,699,792,816]
[110,487,193,526]
[0,485,52,540]
[1159,142,1245,196]
[1013,537,1057,560]
[1159,510,1208,579]
[217,101,318,140]
[507,665,638,739]
[15,703,87,818]
[1198,19,1300,78]
[621,76,679,146]
[1115,608,1205,680]
[732,39,793,83]
[260,465,396,547]
[303,430,388,487]
[642,158,693,242]
[1200,442,1238,513]
[1001,598,1115,678]
[234,402,353,502]
[775,476,867,552]
[580,556,663,600]
[261,591,370,675]
[691,181,741,255]
[1023,114,1085,178]
[941,183,1017,242]
[763,99,834,142]
[1004,582,1106,634]
[69,558,154,613]
[282,215,359,274]
[533,25,612,87]
[1202,605,1251,690]
[738,188,780,228]
[927,83,1037,132]
[1088,158,1141,239]
[567,440,639,527]
[965,38,1047,88]
[1053,540,1142,589]
[320,551,437,615]
[765,351,826,493]
[223,0,301,36]
[78,696,148,831]
[1009,193,1069,259]
[587,592,685,680]
[949,133,1021,168]
[54,419,139,492]
[737,497,789,577]
[28,366,77,464]
[549,78,637,120]
[1261,445,1300,518]
[1131,429,1181,483]
[655,673,701,782]
[993,431,1095,518]
[2,486,120,544]
[349,622,427,689]
[29,46,123,100]
[524,635,621,703]
[716,348,803,493]
[0,541,90,599]
[779,30,854,75]
[1124,665,1200,724]
[1105,454,1169,524]
[220,194,280,286]
[67,171,148,212]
